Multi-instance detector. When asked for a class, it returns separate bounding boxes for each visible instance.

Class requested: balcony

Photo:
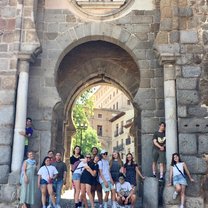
[113,144,124,152]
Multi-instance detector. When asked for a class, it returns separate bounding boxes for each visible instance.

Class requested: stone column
[163,62,178,166]
[11,55,31,172]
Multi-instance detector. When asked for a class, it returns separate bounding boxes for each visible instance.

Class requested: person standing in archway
[152,122,166,181]
[90,147,103,208]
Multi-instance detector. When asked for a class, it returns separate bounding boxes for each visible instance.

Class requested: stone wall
[0,0,19,203]
[154,0,208,207]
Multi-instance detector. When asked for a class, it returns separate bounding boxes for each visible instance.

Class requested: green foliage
[72,89,101,155]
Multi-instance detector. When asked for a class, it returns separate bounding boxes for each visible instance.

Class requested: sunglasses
[86,156,91,159]
[103,152,108,155]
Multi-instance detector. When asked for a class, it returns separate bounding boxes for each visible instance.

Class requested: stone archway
[53,40,142,169]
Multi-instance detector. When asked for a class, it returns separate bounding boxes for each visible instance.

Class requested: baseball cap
[100,149,107,154]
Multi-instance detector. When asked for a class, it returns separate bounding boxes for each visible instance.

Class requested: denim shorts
[72,173,81,181]
[101,181,115,192]
[40,179,48,185]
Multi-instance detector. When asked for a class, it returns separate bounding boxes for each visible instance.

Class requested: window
[97,125,102,136]
[113,104,115,109]
[114,124,119,137]
[116,102,118,110]
[120,121,124,134]
[98,114,102,118]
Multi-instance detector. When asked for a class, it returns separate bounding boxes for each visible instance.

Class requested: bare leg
[40,185,47,206]
[130,194,136,208]
[73,180,81,203]
[180,185,186,206]
[47,184,56,206]
[81,183,88,208]
[152,162,157,175]
[86,184,94,208]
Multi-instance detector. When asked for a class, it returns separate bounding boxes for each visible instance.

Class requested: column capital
[159,53,180,65]
[18,52,36,63]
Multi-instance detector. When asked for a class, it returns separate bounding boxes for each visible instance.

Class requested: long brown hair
[110,151,123,168]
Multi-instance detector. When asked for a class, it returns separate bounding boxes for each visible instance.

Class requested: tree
[72,89,101,155]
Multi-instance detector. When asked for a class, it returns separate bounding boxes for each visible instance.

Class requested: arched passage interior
[52,40,142,175]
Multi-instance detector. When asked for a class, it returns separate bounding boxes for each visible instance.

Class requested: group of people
[70,146,145,208]
[19,118,194,208]
[20,150,67,208]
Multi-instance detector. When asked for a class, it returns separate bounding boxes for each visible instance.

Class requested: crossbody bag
[174,164,186,179]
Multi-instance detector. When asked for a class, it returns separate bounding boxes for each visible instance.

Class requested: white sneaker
[47,205,52,208]
[172,191,178,200]
[179,205,184,208]
[56,205,61,208]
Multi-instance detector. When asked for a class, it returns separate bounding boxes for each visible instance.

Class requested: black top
[80,161,99,185]
[124,163,138,186]
[152,131,166,150]
[70,155,84,165]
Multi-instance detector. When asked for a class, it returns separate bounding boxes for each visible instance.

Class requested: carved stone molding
[70,0,134,20]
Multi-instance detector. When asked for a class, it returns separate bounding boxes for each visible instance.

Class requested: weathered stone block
[141,110,154,117]
[160,18,172,31]
[0,165,9,184]
[0,59,9,71]
[0,146,11,165]
[143,177,158,208]
[0,184,17,202]
[0,91,15,105]
[186,175,202,197]
[203,31,208,45]
[178,105,187,117]
[178,7,193,17]
[198,135,208,154]
[170,31,179,43]
[179,118,208,133]
[180,31,198,44]
[0,128,13,145]
[179,134,197,155]
[44,13,65,22]
[157,43,180,54]
[176,78,197,90]
[182,66,201,78]
[0,105,14,126]
[181,155,207,174]
[185,197,204,208]
[163,186,180,205]
[155,88,164,99]
[177,90,199,105]
[151,77,164,88]
[8,171,21,185]
[141,118,159,134]
[188,106,208,117]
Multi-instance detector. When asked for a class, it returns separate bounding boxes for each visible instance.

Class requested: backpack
[71,160,81,172]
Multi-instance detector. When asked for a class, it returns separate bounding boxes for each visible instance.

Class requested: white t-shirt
[38,165,58,182]
[116,181,132,196]
[74,161,87,174]
[98,159,111,183]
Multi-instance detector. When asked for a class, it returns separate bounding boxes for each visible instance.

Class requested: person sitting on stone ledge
[168,153,194,208]
[152,122,166,181]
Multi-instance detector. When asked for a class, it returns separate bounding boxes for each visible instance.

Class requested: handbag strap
[45,166,50,177]
[174,164,186,178]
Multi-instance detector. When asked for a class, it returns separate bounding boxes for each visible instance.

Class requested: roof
[109,111,125,122]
